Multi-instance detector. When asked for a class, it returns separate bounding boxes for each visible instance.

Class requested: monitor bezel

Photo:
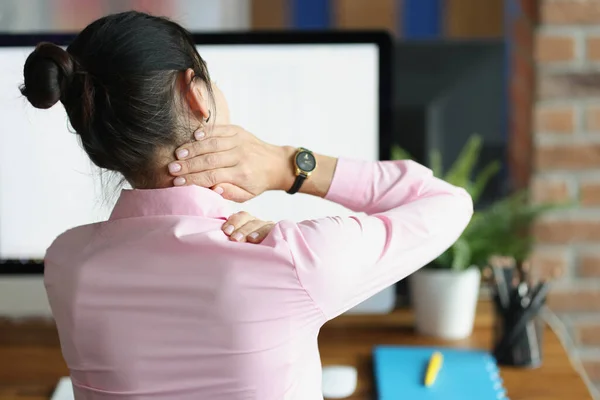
[0,30,393,275]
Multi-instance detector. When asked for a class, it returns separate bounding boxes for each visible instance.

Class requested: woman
[22,11,473,400]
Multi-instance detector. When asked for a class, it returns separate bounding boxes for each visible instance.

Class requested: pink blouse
[45,159,473,400]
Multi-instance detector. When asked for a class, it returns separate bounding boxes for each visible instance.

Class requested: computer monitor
[0,32,392,274]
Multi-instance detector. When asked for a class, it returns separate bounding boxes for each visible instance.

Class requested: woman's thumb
[212,183,254,203]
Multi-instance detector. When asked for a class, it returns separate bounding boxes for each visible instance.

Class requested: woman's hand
[168,125,293,202]
[221,211,275,243]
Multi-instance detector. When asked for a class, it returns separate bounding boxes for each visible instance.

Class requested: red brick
[512,16,535,55]
[586,36,600,62]
[548,290,600,312]
[518,0,539,25]
[579,253,600,277]
[582,360,600,382]
[532,178,570,204]
[536,34,576,62]
[512,47,535,89]
[575,323,600,346]
[581,182,600,206]
[586,106,600,131]
[508,61,534,189]
[541,0,600,25]
[534,219,600,244]
[534,106,575,133]
[508,47,535,190]
[536,144,600,170]
[529,250,567,279]
[511,76,534,122]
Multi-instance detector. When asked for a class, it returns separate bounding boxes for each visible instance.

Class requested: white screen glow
[0,43,379,260]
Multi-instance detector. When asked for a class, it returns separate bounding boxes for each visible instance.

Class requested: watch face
[296,151,316,172]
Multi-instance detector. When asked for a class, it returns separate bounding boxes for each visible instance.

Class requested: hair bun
[21,42,75,109]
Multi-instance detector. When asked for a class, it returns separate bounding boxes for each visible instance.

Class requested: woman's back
[45,186,325,399]
[43,158,473,399]
[21,10,473,400]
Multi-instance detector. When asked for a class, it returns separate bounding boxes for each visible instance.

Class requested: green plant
[392,135,500,204]
[462,191,564,267]
[390,135,561,271]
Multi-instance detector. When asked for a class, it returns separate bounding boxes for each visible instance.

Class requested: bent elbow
[458,188,474,216]
[453,188,474,231]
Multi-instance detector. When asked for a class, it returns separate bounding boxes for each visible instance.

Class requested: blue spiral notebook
[373,346,508,399]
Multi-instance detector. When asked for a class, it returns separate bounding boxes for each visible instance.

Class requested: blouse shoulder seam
[274,223,329,321]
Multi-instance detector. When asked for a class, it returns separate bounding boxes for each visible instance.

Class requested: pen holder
[492,302,544,368]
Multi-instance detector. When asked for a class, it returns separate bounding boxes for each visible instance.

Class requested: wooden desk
[0,303,592,400]
[319,302,593,400]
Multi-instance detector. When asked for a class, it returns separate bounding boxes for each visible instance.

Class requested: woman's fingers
[176,136,237,159]
[173,166,235,188]
[221,212,275,243]
[246,222,275,243]
[229,219,274,243]
[168,149,239,177]
[169,124,273,202]
[213,183,254,203]
[174,127,240,160]
[222,211,254,237]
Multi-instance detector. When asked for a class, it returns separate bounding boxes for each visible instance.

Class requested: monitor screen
[0,33,391,268]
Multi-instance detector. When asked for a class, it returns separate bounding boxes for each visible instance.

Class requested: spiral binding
[485,354,509,400]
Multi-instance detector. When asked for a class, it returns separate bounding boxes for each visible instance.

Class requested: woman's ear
[182,68,210,120]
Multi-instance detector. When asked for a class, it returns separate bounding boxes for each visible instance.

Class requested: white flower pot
[410,267,481,340]
[345,285,396,314]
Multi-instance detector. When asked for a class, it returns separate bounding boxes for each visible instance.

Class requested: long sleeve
[275,159,474,321]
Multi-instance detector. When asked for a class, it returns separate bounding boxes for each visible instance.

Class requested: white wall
[0,277,52,317]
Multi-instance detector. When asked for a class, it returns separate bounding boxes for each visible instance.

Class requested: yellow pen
[424,351,443,387]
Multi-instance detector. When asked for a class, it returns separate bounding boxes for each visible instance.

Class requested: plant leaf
[470,160,501,204]
[451,238,472,271]
[436,248,453,267]
[444,134,483,188]
[462,191,570,265]
[390,145,412,161]
[397,134,564,270]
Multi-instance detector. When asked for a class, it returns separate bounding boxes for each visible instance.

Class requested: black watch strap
[287,174,307,195]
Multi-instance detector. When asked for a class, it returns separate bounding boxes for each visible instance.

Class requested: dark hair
[20,11,213,187]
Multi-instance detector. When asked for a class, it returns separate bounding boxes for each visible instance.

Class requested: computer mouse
[322,365,358,399]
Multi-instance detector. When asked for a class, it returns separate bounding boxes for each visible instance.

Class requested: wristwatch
[287,147,317,194]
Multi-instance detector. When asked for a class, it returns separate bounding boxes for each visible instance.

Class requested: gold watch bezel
[294,147,317,177]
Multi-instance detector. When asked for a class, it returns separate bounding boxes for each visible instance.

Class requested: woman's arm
[170,125,473,320]
[167,126,340,202]
[275,146,338,198]
[270,158,473,319]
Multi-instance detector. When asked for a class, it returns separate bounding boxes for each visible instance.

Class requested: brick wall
[533,0,600,393]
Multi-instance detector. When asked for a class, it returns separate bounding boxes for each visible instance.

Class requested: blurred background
[2,0,600,396]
